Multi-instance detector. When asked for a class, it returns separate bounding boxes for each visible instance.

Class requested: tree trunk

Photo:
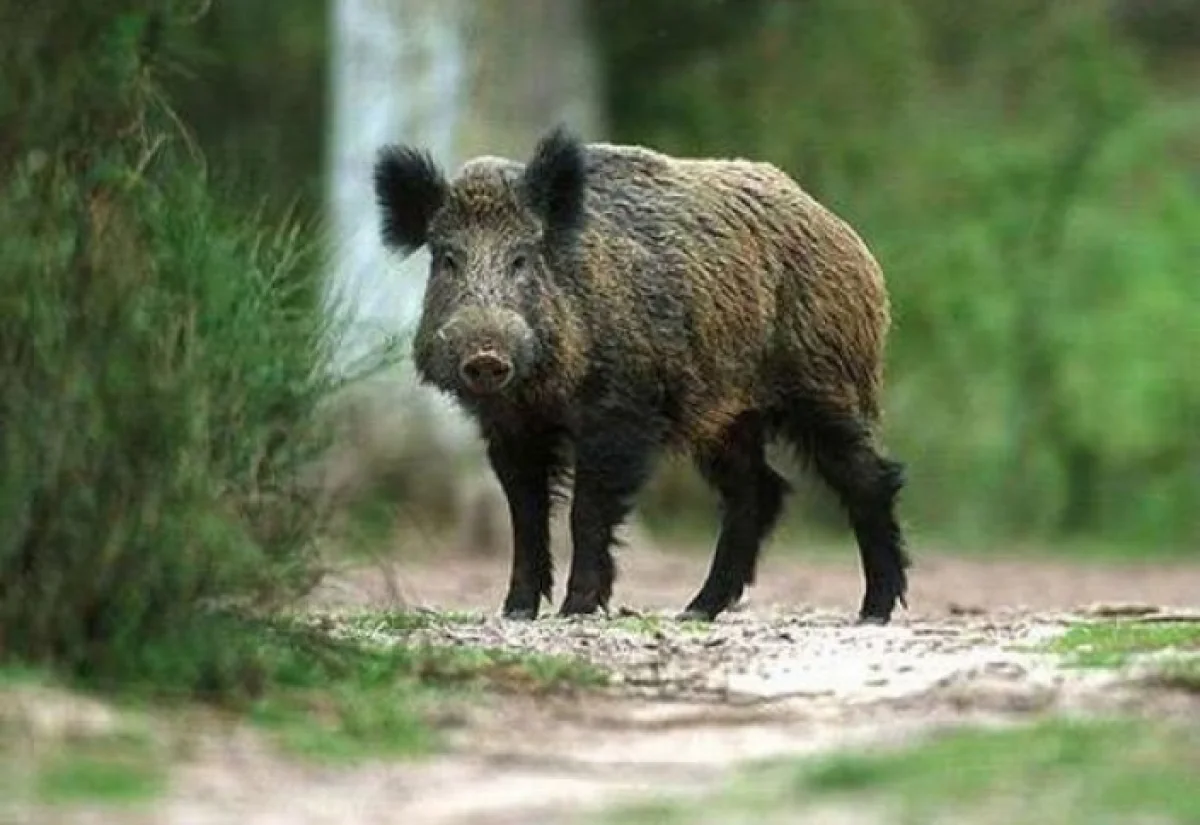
[323,0,604,543]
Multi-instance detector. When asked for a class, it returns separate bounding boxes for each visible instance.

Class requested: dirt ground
[19,541,1200,825]
[314,536,1200,618]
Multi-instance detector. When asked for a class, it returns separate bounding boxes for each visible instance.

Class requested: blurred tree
[320,0,609,549]
[1113,0,1200,54]
[164,0,328,220]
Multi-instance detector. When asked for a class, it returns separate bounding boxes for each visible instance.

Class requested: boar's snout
[459,348,514,394]
[426,306,535,397]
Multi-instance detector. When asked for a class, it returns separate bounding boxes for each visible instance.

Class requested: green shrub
[0,4,373,690]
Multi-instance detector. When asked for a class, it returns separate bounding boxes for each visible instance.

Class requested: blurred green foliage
[593,0,1200,549]
[163,0,327,221]
[113,0,1200,550]
[0,2,351,686]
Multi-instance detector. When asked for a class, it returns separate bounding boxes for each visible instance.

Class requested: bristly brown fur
[374,125,910,625]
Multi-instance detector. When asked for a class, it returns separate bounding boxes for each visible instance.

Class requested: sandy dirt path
[146,543,1199,825]
[18,543,1200,825]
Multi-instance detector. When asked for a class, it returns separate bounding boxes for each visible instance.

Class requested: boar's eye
[437,249,459,274]
[510,252,529,275]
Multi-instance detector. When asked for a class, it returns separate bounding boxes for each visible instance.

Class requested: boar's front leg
[486,426,559,620]
[559,410,662,617]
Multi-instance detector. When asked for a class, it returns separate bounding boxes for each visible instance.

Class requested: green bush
[0,5,361,688]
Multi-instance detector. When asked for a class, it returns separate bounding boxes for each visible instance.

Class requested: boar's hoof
[677,587,740,622]
[674,608,717,623]
[558,591,604,617]
[856,613,890,626]
[503,606,538,621]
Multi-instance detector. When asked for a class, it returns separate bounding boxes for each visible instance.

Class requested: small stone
[1083,602,1161,618]
[984,661,1028,679]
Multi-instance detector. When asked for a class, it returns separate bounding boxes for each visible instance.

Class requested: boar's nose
[458,348,514,394]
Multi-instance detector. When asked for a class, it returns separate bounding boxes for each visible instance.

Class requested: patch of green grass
[1045,620,1200,667]
[34,732,166,806]
[603,799,691,825]
[0,664,49,687]
[0,696,167,811]
[11,612,607,767]
[136,613,606,764]
[249,683,433,763]
[596,719,1200,825]
[797,720,1200,824]
[246,639,606,763]
[607,613,711,636]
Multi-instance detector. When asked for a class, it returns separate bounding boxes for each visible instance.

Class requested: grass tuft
[1045,620,1200,667]
[218,616,608,762]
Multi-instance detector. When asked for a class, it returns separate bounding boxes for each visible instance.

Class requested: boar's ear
[374,145,448,256]
[521,125,587,237]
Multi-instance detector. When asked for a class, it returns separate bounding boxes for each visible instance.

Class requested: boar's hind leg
[559,413,663,617]
[679,412,790,622]
[486,428,560,620]
[793,405,910,625]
